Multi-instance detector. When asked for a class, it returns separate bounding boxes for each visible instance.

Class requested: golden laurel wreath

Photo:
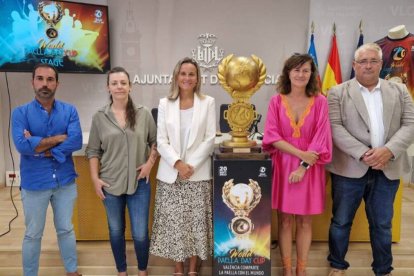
[38,1,63,26]
[222,178,262,217]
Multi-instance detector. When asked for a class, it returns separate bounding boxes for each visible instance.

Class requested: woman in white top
[150,57,216,276]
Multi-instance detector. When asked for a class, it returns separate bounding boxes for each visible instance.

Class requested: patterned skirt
[150,178,213,262]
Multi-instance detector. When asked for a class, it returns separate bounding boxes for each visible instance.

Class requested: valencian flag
[322,23,342,95]
[350,20,364,79]
[307,22,322,91]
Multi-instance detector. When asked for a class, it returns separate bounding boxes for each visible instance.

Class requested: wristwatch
[300,160,310,170]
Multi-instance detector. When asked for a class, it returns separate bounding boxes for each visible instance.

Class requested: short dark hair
[276,53,319,97]
[32,63,59,81]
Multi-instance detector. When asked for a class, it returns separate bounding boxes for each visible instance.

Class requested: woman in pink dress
[262,53,332,276]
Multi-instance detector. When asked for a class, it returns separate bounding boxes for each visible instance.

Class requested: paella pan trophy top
[217,54,266,150]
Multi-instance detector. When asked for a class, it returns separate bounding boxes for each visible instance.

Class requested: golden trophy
[222,179,262,239]
[218,54,266,150]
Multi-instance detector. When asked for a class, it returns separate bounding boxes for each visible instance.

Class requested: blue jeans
[103,178,150,272]
[328,169,399,276]
[21,182,78,276]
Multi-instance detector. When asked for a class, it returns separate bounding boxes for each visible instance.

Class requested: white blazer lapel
[168,98,181,154]
[187,94,200,149]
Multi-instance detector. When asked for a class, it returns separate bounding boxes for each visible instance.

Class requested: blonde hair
[168,57,203,100]
[354,43,383,61]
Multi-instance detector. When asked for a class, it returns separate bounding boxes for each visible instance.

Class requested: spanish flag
[322,25,342,95]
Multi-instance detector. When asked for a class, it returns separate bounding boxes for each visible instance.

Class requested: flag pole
[308,21,321,92]
[350,20,364,79]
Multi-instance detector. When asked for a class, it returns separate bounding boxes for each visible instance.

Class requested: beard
[35,87,56,100]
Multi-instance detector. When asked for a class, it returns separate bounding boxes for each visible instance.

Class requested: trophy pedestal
[220,131,259,153]
[222,139,257,148]
[216,147,266,160]
[214,53,270,275]
[221,131,257,147]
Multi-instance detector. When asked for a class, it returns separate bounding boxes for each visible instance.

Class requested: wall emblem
[192,33,224,71]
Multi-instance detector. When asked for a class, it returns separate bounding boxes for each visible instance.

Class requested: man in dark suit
[326,42,414,276]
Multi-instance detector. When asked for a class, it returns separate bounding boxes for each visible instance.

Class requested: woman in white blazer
[150,57,216,276]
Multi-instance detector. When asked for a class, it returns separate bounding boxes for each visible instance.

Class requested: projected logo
[38,1,63,38]
[94,9,104,24]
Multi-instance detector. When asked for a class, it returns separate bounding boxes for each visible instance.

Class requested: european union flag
[350,33,364,79]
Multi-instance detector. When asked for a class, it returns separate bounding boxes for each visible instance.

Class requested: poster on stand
[213,158,272,276]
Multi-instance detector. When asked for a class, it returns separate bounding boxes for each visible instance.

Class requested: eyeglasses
[355,59,382,66]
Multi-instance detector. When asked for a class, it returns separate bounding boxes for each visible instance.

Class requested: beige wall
[107,0,310,127]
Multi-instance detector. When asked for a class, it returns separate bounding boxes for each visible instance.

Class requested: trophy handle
[253,110,258,121]
[223,110,228,120]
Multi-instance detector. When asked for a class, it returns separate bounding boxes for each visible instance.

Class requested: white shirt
[179,107,194,159]
[358,81,385,148]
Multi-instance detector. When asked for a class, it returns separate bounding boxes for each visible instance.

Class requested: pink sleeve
[262,95,282,154]
[307,96,333,164]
